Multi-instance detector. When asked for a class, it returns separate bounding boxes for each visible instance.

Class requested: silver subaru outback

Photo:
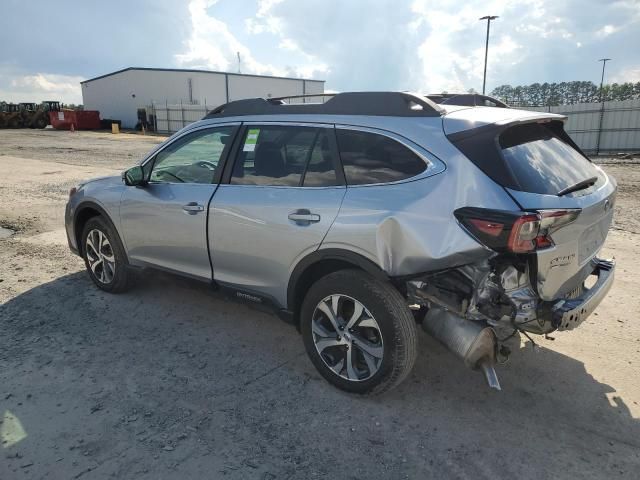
[65,92,616,394]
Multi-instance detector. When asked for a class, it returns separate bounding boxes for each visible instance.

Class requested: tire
[81,216,131,293]
[300,269,418,395]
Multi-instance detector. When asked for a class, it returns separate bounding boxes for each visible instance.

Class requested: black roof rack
[204,92,445,119]
[426,93,509,108]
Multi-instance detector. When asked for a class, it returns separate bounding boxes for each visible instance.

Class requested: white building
[81,67,325,129]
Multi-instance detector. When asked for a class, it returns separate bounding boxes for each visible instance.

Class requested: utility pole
[237,52,241,74]
[598,58,611,102]
[595,58,611,155]
[479,15,499,95]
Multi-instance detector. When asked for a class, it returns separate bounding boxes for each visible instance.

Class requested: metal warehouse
[81,67,325,129]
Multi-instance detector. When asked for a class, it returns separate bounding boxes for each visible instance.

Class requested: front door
[120,124,238,279]
[210,123,346,306]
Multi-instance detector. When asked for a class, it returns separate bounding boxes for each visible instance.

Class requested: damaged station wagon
[65,92,616,394]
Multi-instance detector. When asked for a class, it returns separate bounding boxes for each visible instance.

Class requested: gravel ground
[1,129,639,479]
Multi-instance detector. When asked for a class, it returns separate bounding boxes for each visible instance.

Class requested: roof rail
[426,93,509,108]
[268,93,337,103]
[204,92,445,119]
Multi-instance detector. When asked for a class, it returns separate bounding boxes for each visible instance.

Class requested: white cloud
[0,71,83,104]
[611,66,640,83]
[175,0,327,80]
[596,24,620,37]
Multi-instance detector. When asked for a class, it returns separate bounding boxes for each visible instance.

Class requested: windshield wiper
[557,176,598,197]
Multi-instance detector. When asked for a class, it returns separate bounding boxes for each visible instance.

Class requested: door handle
[182,202,204,214]
[288,209,321,225]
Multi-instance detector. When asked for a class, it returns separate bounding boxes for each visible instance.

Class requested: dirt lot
[1,129,639,479]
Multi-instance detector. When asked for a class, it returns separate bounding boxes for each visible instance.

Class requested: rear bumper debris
[544,259,615,331]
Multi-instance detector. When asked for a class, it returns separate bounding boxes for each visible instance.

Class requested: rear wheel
[81,217,131,293]
[300,269,417,395]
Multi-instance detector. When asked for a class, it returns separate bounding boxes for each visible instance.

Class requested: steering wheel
[155,170,184,183]
[195,160,217,171]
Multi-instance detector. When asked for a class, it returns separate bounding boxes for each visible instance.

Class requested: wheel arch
[74,202,127,261]
[287,249,390,326]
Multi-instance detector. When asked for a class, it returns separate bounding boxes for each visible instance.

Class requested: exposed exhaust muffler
[421,307,501,390]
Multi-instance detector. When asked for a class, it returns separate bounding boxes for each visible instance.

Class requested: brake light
[507,214,540,252]
[455,207,579,254]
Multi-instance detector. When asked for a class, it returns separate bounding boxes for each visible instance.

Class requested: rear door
[209,123,346,307]
[120,124,238,279]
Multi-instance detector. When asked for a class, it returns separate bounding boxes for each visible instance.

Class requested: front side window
[149,126,235,184]
[336,129,427,185]
[231,126,339,187]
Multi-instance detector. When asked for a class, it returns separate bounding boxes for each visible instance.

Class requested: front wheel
[300,269,418,395]
[81,217,131,293]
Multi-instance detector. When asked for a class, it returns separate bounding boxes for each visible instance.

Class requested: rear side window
[336,129,427,185]
[231,126,339,187]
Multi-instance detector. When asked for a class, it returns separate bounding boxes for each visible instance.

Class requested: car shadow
[1,271,638,479]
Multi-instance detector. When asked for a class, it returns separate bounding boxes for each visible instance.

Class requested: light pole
[595,58,611,155]
[480,15,499,95]
[598,58,611,102]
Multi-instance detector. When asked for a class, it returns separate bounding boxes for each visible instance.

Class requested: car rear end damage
[400,106,617,389]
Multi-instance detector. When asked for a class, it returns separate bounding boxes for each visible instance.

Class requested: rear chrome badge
[549,253,576,268]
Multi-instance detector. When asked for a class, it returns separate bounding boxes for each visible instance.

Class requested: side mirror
[122,166,146,186]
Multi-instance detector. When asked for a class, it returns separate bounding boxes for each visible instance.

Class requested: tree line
[490,81,640,106]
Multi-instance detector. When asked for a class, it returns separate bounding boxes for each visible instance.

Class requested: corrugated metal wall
[526,99,640,154]
[82,68,324,129]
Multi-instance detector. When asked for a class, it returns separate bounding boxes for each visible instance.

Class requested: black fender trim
[74,201,129,263]
[286,248,388,311]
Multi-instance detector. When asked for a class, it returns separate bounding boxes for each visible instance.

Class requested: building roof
[80,67,325,85]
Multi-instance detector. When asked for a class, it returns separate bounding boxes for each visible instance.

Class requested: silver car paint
[65,106,615,313]
[65,176,126,252]
[120,183,217,280]
[442,105,566,135]
[210,185,346,304]
[322,132,519,276]
[506,168,617,300]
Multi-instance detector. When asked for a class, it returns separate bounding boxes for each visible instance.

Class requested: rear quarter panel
[322,138,521,276]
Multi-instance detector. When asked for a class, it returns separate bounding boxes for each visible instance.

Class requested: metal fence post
[595,100,606,156]
[180,100,185,131]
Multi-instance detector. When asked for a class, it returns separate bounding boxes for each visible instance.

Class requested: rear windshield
[499,123,600,195]
[449,120,601,195]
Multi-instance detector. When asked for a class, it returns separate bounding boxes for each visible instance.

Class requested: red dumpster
[49,110,101,130]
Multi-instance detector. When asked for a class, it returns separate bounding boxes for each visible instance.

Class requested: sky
[1,0,639,104]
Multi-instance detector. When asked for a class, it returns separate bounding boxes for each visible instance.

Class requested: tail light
[455,207,579,253]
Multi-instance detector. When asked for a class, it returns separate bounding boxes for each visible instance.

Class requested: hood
[78,174,123,190]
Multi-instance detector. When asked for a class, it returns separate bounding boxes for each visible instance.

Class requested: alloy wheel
[85,229,116,284]
[311,294,384,382]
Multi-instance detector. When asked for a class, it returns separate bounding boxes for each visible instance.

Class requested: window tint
[150,127,235,184]
[499,123,601,195]
[336,129,427,185]
[231,126,338,187]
